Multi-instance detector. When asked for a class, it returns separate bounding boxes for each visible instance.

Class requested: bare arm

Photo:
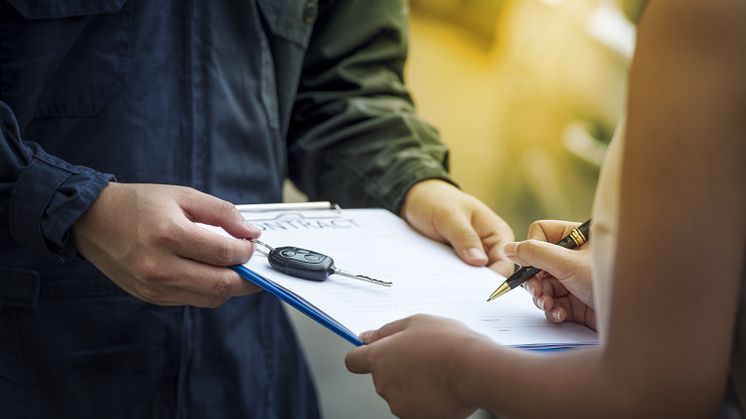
[464,1,746,417]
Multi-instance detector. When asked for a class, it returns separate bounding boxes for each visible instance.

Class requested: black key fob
[268,246,335,282]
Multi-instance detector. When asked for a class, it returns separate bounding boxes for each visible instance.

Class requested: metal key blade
[333,268,393,287]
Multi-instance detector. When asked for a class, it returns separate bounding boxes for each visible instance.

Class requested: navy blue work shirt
[0,0,453,417]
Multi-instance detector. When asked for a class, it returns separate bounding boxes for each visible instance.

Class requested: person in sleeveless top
[345,1,746,417]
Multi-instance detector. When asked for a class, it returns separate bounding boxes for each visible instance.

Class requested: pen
[486,219,591,302]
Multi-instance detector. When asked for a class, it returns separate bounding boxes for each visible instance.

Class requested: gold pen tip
[486,282,511,302]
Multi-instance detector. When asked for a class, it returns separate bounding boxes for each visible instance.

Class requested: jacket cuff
[10,157,114,262]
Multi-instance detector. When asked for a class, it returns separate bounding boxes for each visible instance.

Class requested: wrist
[400,178,459,220]
[449,334,497,410]
[72,181,120,254]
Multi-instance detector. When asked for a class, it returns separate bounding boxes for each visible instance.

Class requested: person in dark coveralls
[0,1,514,417]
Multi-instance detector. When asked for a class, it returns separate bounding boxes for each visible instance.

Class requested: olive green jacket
[287,0,455,213]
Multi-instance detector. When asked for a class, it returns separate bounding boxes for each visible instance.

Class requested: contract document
[206,207,597,349]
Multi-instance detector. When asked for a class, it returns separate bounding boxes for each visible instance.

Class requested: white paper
[206,208,596,348]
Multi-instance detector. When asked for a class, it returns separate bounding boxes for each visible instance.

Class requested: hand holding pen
[488,220,597,329]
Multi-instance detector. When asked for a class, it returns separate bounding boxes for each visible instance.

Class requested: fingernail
[503,242,518,257]
[359,330,375,342]
[538,298,545,310]
[245,222,261,234]
[526,285,534,296]
[465,247,487,261]
[552,310,562,321]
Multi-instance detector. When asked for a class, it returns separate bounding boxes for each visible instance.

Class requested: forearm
[457,342,603,418]
[288,0,455,213]
[289,107,454,212]
[457,342,719,418]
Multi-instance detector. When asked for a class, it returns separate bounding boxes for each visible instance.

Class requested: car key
[261,244,392,287]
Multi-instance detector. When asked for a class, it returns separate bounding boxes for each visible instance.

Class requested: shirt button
[303,0,317,24]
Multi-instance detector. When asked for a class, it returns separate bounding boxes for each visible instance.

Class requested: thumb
[178,189,261,240]
[436,213,488,266]
[345,346,372,374]
[503,240,579,281]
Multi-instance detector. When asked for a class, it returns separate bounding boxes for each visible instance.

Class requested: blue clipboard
[232,202,595,351]
[233,265,364,346]
[235,264,581,352]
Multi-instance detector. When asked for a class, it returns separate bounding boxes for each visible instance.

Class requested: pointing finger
[504,240,580,281]
[178,188,261,240]
[363,318,410,344]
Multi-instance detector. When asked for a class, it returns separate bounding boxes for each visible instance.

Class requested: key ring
[251,239,275,257]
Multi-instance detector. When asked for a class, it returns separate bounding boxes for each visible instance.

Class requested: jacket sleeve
[287,0,456,213]
[0,101,113,261]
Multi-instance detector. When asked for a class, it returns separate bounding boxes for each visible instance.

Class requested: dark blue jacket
[0,0,452,417]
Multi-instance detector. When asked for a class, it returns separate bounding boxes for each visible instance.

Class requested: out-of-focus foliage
[406,0,641,238]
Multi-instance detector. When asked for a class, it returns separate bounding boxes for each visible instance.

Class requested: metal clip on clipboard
[236,201,342,222]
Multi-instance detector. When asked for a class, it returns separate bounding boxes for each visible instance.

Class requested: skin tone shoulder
[345,1,746,417]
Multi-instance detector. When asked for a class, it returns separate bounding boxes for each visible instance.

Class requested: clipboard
[222,202,597,350]
[235,202,364,346]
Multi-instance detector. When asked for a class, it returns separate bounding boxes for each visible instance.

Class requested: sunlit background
[286,1,645,417]
[406,0,642,239]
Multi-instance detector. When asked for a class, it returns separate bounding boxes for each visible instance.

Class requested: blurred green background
[405,0,642,239]
[284,1,645,417]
